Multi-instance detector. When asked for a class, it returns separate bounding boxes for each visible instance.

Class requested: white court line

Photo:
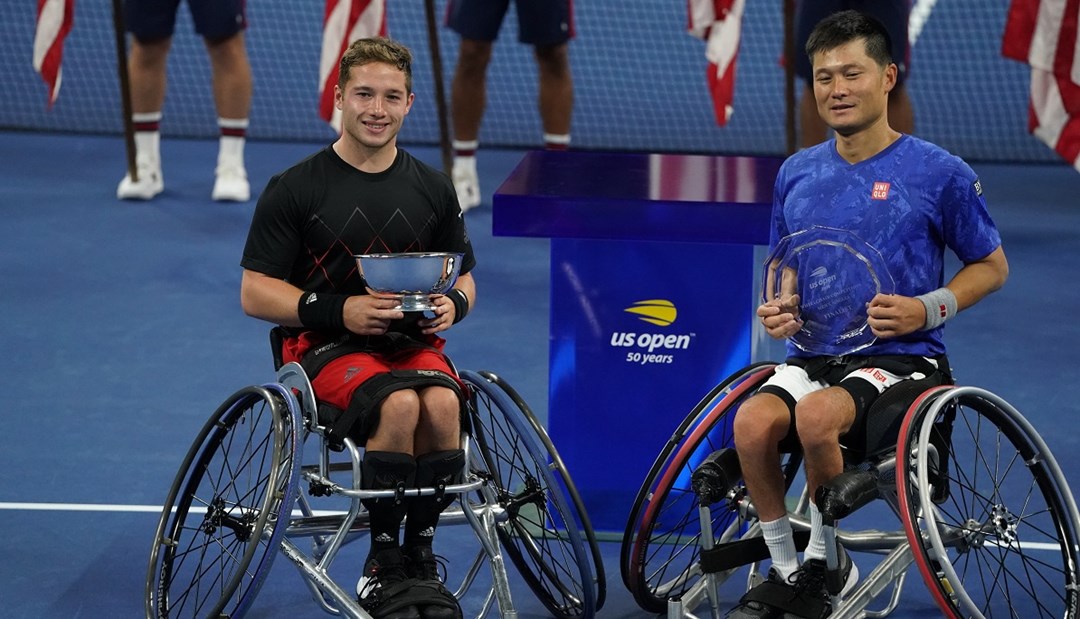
[0,502,345,517]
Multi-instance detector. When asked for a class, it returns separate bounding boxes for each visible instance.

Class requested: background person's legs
[205,33,252,201]
[535,42,572,149]
[449,38,493,212]
[117,37,170,200]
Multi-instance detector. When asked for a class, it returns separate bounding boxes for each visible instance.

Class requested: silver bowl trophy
[762,226,894,356]
[355,252,463,312]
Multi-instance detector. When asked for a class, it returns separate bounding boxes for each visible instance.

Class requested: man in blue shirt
[728,10,1009,618]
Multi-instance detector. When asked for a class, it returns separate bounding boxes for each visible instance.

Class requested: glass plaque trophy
[761,226,894,356]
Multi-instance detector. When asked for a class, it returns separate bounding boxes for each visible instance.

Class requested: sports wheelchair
[621,361,1080,618]
[146,331,606,618]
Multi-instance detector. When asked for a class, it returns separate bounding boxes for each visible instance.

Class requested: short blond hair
[338,36,413,93]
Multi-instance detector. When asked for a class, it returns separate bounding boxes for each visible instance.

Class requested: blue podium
[493,151,783,532]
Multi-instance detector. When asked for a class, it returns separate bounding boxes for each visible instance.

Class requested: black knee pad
[416,450,465,510]
[362,451,417,513]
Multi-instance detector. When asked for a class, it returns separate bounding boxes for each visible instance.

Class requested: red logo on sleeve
[872,182,891,200]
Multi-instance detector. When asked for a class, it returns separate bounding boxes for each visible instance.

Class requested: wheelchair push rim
[897,386,1080,619]
[461,369,601,619]
[146,384,301,619]
[622,363,804,613]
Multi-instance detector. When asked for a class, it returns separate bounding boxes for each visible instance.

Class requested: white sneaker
[451,159,481,212]
[212,164,250,202]
[117,164,164,200]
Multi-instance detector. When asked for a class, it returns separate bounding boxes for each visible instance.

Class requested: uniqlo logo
[872,182,891,200]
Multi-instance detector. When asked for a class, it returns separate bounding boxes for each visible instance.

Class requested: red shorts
[281,331,466,443]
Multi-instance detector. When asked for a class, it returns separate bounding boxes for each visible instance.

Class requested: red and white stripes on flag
[687,0,745,126]
[1002,0,1080,172]
[33,0,74,107]
[319,0,387,129]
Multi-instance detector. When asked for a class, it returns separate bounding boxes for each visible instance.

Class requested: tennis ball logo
[624,299,677,327]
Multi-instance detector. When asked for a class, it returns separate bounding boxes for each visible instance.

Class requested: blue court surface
[1,131,1079,617]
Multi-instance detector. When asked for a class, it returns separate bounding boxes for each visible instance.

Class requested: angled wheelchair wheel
[621,362,804,614]
[460,370,602,619]
[146,384,302,619]
[897,386,1080,619]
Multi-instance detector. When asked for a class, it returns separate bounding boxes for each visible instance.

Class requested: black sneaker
[405,545,459,619]
[356,547,421,619]
[781,546,858,618]
[726,568,787,618]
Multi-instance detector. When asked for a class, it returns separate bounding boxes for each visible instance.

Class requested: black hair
[806,9,893,69]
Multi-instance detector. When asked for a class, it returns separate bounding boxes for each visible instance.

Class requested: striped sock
[217,118,248,168]
[452,139,478,158]
[131,112,162,166]
[543,133,570,150]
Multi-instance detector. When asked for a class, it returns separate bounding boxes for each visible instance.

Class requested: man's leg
[733,393,800,579]
[449,39,492,212]
[534,42,572,150]
[405,386,464,619]
[789,386,860,605]
[204,32,252,201]
[117,36,170,199]
[357,390,422,619]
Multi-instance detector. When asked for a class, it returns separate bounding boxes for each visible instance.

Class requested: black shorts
[125,0,246,41]
[758,355,947,454]
[446,0,574,46]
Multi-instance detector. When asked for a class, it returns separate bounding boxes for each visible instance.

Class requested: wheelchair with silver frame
[146,329,606,618]
[621,361,1080,618]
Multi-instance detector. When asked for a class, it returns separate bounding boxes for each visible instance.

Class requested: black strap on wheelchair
[319,370,462,451]
[699,530,810,574]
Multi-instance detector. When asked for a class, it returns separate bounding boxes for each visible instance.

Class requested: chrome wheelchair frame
[146,360,606,619]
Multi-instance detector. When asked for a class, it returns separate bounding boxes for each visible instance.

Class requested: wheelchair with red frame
[621,360,1080,618]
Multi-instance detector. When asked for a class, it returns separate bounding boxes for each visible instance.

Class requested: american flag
[319,0,388,129]
[33,0,74,107]
[688,0,745,126]
[1002,0,1080,172]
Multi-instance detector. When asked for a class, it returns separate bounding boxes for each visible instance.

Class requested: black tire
[146,384,302,618]
[461,369,599,618]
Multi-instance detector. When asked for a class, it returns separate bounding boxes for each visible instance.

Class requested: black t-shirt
[241,145,476,335]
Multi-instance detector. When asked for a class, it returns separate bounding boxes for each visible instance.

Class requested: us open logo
[610,299,695,365]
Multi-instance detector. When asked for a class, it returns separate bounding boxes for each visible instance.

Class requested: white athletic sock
[217,118,248,169]
[761,515,799,580]
[804,502,827,562]
[132,112,162,166]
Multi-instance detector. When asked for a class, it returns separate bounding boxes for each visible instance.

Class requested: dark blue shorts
[794,0,910,86]
[446,0,574,46]
[125,0,246,41]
